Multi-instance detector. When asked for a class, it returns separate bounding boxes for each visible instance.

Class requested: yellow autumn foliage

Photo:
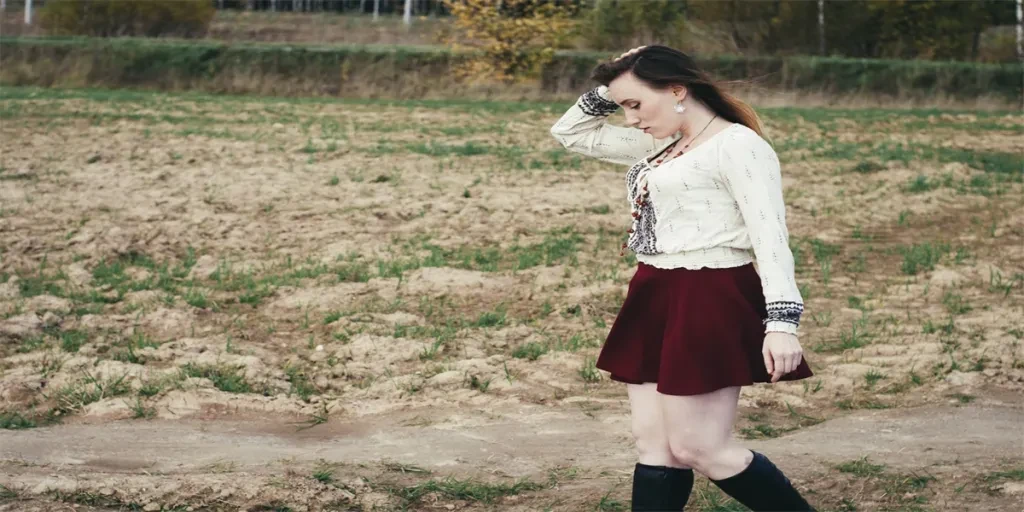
[442,0,575,84]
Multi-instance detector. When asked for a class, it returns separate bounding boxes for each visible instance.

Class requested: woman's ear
[673,86,687,101]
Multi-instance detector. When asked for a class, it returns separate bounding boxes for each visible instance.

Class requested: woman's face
[607,72,685,140]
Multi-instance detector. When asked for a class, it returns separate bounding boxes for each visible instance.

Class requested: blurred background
[1,3,1023,511]
[1,0,1021,105]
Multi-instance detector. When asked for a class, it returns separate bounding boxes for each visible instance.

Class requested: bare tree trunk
[403,0,412,26]
[818,0,825,55]
[1017,0,1023,63]
[730,0,744,50]
[373,0,380,21]
[25,0,32,25]
[1,0,7,13]
[360,0,366,15]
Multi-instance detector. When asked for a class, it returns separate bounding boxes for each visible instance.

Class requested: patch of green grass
[740,423,794,439]
[930,147,1024,177]
[942,291,972,315]
[0,411,36,429]
[949,392,975,404]
[406,141,490,157]
[579,357,601,383]
[138,376,170,397]
[474,306,507,328]
[50,490,128,508]
[984,468,1024,482]
[850,160,885,174]
[58,329,88,352]
[52,371,132,414]
[17,334,47,354]
[900,242,949,275]
[183,287,210,308]
[814,317,872,352]
[180,363,253,394]
[897,210,912,226]
[553,333,599,352]
[864,369,886,388]
[688,482,746,511]
[513,228,583,270]
[392,476,543,505]
[127,397,156,419]
[284,364,318,402]
[111,331,162,365]
[511,342,548,361]
[807,238,841,263]
[836,457,886,477]
[595,495,626,511]
[312,467,334,484]
[467,374,491,393]
[836,398,892,410]
[904,174,938,194]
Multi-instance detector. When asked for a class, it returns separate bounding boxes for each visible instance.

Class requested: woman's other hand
[762,332,804,383]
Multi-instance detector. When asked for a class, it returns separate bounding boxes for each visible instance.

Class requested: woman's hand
[762,332,804,383]
[615,46,646,61]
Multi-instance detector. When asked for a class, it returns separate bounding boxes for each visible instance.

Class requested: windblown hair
[592,45,765,139]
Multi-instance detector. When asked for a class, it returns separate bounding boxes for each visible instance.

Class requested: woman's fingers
[762,347,775,378]
[772,352,786,383]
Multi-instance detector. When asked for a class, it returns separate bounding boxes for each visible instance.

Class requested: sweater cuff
[580,86,619,116]
[765,321,799,335]
[765,300,802,334]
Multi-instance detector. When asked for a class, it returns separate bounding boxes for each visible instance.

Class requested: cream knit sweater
[550,86,804,335]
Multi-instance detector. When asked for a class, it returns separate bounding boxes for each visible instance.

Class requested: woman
[550,46,815,511]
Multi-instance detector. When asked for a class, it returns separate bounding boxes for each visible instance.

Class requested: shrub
[441,0,576,84]
[40,0,214,38]
[581,0,688,52]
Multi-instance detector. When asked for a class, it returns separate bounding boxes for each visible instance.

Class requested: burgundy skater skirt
[596,262,813,396]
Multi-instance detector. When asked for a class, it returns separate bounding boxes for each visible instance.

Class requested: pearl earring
[674,102,686,114]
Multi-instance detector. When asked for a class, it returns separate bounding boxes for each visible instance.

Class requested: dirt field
[0,87,1022,511]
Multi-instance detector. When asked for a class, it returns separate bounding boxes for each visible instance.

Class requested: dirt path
[2,401,1022,510]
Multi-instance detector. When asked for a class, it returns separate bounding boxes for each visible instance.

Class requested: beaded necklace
[620,115,718,257]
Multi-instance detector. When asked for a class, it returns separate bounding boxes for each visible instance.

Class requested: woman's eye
[630,103,640,110]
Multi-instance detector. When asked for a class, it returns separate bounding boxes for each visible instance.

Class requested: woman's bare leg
[627,383,694,511]
[627,383,686,468]
[659,386,814,511]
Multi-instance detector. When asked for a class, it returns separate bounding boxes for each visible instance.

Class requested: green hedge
[1,37,1020,101]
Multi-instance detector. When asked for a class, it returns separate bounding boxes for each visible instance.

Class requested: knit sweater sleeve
[719,129,804,335]
[549,85,670,166]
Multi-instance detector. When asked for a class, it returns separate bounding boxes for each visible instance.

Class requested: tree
[442,0,575,83]
[818,0,825,55]
[1016,0,1022,61]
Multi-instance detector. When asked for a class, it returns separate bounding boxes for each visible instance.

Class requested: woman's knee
[667,439,707,469]
[631,412,665,452]
[667,438,728,472]
[630,410,678,465]
[668,438,751,477]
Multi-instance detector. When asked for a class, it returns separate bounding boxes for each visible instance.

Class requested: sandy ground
[0,87,1022,510]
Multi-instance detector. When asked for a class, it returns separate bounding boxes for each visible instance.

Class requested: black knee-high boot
[710,451,815,512]
[631,463,694,511]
